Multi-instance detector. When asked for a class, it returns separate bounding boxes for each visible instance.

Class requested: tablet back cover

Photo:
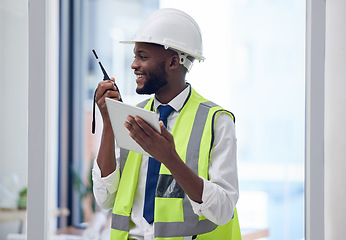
[105,98,160,156]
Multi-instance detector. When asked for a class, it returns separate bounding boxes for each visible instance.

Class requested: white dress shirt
[92,85,239,240]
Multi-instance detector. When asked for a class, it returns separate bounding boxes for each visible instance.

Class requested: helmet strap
[175,50,193,72]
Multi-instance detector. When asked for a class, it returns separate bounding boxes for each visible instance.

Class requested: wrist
[101,121,114,142]
[163,151,183,170]
[102,119,113,130]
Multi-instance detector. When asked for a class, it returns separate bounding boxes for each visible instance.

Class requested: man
[92,8,241,240]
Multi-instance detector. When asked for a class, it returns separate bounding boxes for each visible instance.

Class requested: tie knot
[158,105,174,120]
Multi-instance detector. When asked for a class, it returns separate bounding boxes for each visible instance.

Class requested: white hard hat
[120,8,205,71]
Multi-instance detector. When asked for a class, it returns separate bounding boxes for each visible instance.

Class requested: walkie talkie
[91,49,123,134]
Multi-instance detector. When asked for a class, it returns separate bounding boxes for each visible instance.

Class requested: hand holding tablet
[105,98,160,156]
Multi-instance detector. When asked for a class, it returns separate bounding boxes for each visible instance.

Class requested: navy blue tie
[143,105,174,223]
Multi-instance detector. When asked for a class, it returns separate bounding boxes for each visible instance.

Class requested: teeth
[136,74,144,79]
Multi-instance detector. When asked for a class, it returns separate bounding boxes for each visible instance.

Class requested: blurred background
[0,0,306,239]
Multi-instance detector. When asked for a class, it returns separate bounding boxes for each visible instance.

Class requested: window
[58,0,306,239]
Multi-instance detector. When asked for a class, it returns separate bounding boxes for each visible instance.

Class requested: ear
[168,54,180,70]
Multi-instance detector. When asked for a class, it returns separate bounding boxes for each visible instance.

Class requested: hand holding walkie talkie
[92,49,122,134]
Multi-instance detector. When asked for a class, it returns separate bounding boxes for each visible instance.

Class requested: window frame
[27,0,326,239]
[305,0,326,239]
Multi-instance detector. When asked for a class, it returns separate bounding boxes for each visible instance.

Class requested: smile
[136,74,144,79]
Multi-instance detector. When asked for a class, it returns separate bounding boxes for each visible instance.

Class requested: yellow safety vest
[110,87,241,240]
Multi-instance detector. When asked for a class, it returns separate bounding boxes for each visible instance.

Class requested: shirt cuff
[92,159,120,194]
[189,177,208,215]
[188,177,234,225]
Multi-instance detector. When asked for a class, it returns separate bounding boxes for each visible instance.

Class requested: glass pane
[0,0,28,239]
[55,0,160,237]
[82,0,160,224]
[160,1,306,239]
[230,1,306,239]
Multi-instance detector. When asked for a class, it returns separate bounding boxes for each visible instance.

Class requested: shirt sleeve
[188,112,239,225]
[92,145,121,210]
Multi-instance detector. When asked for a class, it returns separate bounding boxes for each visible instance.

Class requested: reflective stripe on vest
[154,100,220,237]
[111,214,129,232]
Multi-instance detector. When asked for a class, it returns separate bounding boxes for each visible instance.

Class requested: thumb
[160,121,173,141]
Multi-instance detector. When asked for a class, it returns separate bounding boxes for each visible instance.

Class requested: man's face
[131,43,169,95]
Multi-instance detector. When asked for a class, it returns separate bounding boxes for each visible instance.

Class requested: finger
[125,116,146,143]
[97,80,115,90]
[96,90,119,107]
[96,85,121,104]
[98,80,118,93]
[127,116,147,136]
[96,81,116,100]
[108,78,120,93]
[107,79,119,91]
[134,116,158,136]
[105,80,120,93]
[103,89,120,100]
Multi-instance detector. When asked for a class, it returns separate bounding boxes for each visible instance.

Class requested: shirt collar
[154,84,191,113]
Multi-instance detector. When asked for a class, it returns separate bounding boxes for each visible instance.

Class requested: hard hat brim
[119,40,205,62]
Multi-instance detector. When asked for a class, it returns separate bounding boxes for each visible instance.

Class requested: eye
[133,52,148,60]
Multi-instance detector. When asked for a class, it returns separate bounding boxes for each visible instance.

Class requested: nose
[131,58,139,70]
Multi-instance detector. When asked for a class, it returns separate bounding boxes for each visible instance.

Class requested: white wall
[0,0,28,238]
[0,0,28,198]
[324,0,346,239]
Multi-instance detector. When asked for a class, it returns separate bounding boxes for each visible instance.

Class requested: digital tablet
[105,97,160,156]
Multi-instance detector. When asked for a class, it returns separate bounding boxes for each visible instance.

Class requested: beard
[136,61,168,95]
